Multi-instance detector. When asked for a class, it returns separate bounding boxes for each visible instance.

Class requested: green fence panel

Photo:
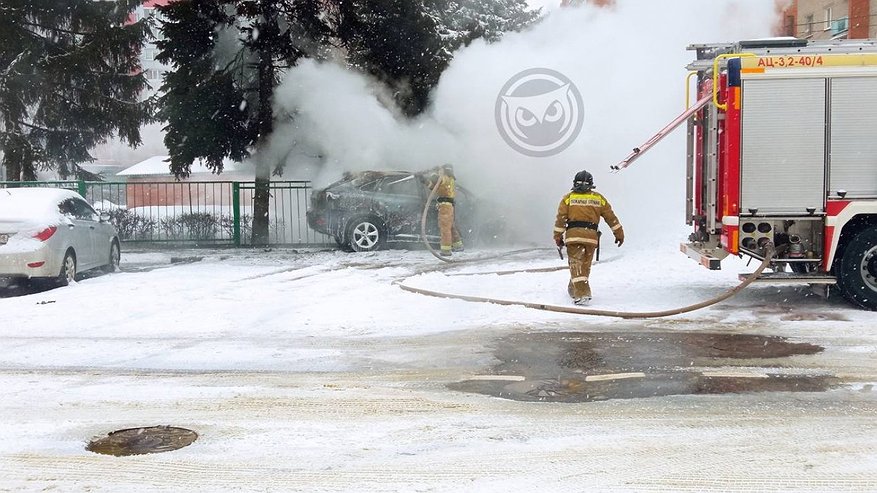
[0,180,332,247]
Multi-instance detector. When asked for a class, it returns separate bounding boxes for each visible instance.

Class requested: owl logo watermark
[495,68,584,157]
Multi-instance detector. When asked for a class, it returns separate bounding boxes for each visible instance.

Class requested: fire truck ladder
[611,93,711,172]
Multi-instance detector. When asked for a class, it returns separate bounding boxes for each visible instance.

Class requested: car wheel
[347,218,385,252]
[838,226,877,311]
[101,240,120,273]
[58,249,77,286]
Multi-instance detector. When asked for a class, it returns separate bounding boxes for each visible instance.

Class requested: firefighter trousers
[438,203,462,252]
[566,243,596,299]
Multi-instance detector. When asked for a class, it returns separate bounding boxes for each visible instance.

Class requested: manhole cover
[87,426,198,456]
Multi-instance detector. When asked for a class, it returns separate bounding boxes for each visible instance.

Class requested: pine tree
[335,0,452,117]
[334,0,540,116]
[0,0,152,181]
[156,0,330,245]
[444,0,542,47]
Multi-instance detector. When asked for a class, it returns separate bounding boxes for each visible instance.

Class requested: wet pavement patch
[712,303,850,321]
[450,332,838,403]
[87,426,198,456]
[779,312,849,322]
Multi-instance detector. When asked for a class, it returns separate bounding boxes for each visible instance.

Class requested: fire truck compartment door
[830,77,877,198]
[741,78,826,214]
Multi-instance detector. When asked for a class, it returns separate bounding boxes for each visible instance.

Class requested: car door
[74,198,110,268]
[373,175,427,238]
[59,198,94,269]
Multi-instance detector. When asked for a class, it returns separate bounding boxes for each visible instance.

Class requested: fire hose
[419,169,543,264]
[411,168,776,318]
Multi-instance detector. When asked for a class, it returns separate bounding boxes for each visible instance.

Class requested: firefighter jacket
[436,175,456,202]
[554,189,624,246]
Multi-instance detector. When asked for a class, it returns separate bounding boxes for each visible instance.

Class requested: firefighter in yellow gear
[430,164,464,256]
[554,170,624,305]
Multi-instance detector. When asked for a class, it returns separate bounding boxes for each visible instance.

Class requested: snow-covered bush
[107,209,158,241]
[160,213,220,241]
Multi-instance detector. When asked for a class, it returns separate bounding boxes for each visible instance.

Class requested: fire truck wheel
[838,227,877,311]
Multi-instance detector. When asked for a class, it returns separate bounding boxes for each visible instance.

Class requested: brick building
[781,0,877,39]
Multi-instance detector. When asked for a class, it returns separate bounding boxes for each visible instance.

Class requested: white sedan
[0,188,120,286]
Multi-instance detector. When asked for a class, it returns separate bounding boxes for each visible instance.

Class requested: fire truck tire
[838,227,877,311]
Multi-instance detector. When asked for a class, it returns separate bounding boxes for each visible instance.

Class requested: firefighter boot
[574,296,591,306]
[451,221,464,252]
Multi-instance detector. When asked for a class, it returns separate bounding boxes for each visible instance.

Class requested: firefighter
[430,164,464,256]
[554,170,624,305]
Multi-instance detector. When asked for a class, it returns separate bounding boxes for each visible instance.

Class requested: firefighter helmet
[441,163,455,177]
[572,170,594,192]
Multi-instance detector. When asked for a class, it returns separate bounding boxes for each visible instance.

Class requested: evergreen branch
[0,50,29,86]
[21,20,94,37]
[14,120,81,134]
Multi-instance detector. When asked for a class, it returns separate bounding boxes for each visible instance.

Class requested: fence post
[77,180,87,198]
[232,182,241,247]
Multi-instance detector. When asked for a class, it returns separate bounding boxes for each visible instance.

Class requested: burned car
[307,170,502,252]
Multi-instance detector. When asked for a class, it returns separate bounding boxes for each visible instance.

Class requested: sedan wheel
[59,250,76,286]
[348,219,384,252]
[102,241,120,273]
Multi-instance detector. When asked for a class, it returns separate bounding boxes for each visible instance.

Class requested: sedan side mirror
[99,212,111,223]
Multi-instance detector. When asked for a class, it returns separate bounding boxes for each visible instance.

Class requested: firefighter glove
[615,236,624,247]
[555,237,565,248]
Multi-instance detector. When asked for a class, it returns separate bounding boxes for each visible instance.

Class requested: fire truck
[617,38,877,310]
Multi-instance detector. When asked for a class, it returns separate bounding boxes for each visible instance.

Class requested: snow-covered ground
[1,244,875,491]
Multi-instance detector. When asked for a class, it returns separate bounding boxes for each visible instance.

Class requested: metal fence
[0,180,333,247]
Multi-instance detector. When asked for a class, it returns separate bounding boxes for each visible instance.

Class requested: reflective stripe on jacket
[437,176,455,200]
[553,190,623,243]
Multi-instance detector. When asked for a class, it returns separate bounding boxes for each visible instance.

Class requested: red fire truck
[618,39,877,310]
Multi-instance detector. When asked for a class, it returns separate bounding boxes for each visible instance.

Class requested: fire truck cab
[682,38,877,310]
[674,38,877,310]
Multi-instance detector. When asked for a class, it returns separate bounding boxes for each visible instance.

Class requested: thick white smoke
[270,0,777,248]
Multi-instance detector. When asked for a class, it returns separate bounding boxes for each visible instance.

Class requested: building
[117,156,254,209]
[131,0,172,96]
[781,0,877,39]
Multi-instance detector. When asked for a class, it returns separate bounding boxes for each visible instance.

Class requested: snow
[0,188,73,254]
[1,244,875,490]
[116,155,253,177]
[129,204,249,219]
[0,187,76,222]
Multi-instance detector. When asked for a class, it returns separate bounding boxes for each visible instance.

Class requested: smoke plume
[270,0,778,247]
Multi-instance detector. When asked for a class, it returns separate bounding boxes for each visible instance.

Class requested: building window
[832,16,849,37]
[824,7,832,30]
[806,14,814,34]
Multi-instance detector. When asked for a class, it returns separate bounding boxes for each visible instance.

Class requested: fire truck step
[737,272,837,285]
[681,242,728,270]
